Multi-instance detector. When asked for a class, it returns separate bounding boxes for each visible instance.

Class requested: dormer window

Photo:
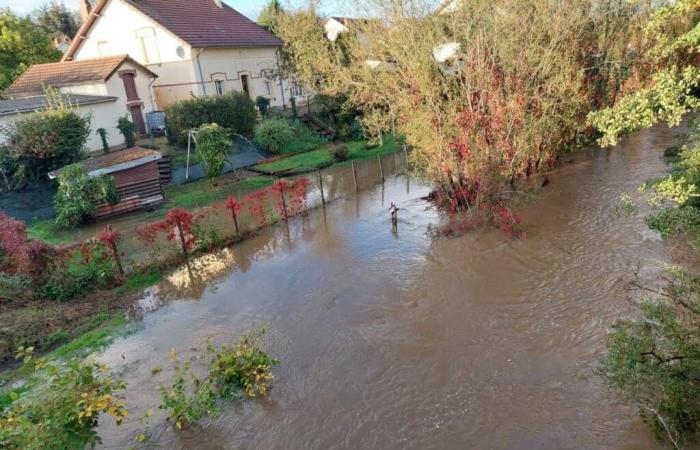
[136,27,159,64]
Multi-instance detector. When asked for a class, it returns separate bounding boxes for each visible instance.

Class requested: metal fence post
[351,161,359,192]
[318,170,325,205]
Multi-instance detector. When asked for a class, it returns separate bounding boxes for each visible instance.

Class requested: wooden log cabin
[49,147,165,219]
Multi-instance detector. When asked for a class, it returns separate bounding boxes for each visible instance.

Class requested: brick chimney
[80,0,92,21]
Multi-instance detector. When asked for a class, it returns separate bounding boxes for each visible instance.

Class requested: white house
[0,55,158,151]
[64,0,292,109]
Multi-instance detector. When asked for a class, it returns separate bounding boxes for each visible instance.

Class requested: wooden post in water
[378,155,384,182]
[318,170,325,205]
[403,145,409,173]
[352,161,359,192]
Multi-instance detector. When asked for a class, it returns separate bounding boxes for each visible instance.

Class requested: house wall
[0,99,124,151]
[71,0,289,109]
[0,59,157,153]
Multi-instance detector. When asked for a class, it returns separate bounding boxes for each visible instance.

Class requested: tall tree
[0,9,62,92]
[258,0,283,34]
[34,1,81,39]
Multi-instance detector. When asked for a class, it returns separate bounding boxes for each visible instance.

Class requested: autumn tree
[276,0,647,208]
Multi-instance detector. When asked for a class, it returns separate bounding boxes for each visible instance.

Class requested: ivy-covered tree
[257,0,283,34]
[0,9,61,91]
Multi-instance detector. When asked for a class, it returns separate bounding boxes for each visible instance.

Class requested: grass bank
[253,138,400,175]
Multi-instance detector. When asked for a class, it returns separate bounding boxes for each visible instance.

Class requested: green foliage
[165,92,256,146]
[96,128,110,154]
[255,95,271,117]
[613,193,638,217]
[196,123,233,183]
[33,1,80,39]
[330,143,349,162]
[159,361,218,430]
[0,91,90,181]
[599,268,700,449]
[209,333,279,399]
[116,115,136,148]
[589,0,700,146]
[290,96,298,118]
[254,137,399,174]
[0,9,61,91]
[0,350,127,450]
[640,124,700,247]
[41,248,118,302]
[589,66,700,147]
[254,117,296,153]
[54,164,119,229]
[257,0,282,34]
[160,333,277,430]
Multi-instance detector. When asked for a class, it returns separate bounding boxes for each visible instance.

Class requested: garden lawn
[254,138,400,175]
[163,175,274,209]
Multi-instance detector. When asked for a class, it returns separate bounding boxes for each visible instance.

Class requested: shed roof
[48,147,162,179]
[63,0,282,61]
[4,55,157,97]
[0,94,118,116]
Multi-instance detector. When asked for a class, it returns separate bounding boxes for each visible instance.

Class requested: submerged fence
[0,151,409,302]
[116,150,410,271]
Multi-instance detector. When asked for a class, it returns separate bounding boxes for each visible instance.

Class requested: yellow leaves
[170,348,178,362]
[176,420,183,430]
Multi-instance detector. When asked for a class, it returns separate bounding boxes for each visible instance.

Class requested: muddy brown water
[96,124,697,449]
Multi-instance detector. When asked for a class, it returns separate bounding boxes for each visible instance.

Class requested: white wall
[0,100,125,152]
[72,0,288,108]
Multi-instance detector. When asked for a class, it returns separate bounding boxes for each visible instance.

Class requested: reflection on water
[96,124,697,449]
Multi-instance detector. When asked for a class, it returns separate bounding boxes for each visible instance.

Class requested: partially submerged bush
[165,92,256,146]
[254,117,295,153]
[0,349,127,449]
[196,123,234,183]
[330,143,349,162]
[599,268,700,449]
[159,332,277,430]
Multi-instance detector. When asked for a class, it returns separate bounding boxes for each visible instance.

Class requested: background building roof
[0,94,118,116]
[64,0,282,60]
[4,55,157,97]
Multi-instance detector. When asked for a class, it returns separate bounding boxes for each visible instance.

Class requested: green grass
[280,129,327,155]
[254,138,400,174]
[164,175,274,209]
[26,219,73,245]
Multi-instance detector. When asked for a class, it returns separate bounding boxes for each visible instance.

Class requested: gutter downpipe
[275,48,287,110]
[196,48,207,96]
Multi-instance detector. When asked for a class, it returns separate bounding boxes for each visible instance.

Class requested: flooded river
[97,124,695,449]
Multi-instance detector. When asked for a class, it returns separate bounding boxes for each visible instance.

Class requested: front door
[130,105,146,135]
[241,74,250,99]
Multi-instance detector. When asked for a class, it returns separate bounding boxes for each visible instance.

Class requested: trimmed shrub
[196,123,233,183]
[330,143,349,162]
[254,117,295,154]
[116,115,136,148]
[165,92,256,146]
[0,91,89,181]
[255,95,271,117]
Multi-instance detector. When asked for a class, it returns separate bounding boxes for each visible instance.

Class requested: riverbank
[0,149,410,367]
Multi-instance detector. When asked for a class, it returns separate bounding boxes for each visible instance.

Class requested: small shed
[49,147,165,219]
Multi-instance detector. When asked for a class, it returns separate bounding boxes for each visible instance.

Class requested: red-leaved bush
[137,208,198,255]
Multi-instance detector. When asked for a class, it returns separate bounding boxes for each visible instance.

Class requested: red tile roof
[63,0,281,61]
[4,55,157,97]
